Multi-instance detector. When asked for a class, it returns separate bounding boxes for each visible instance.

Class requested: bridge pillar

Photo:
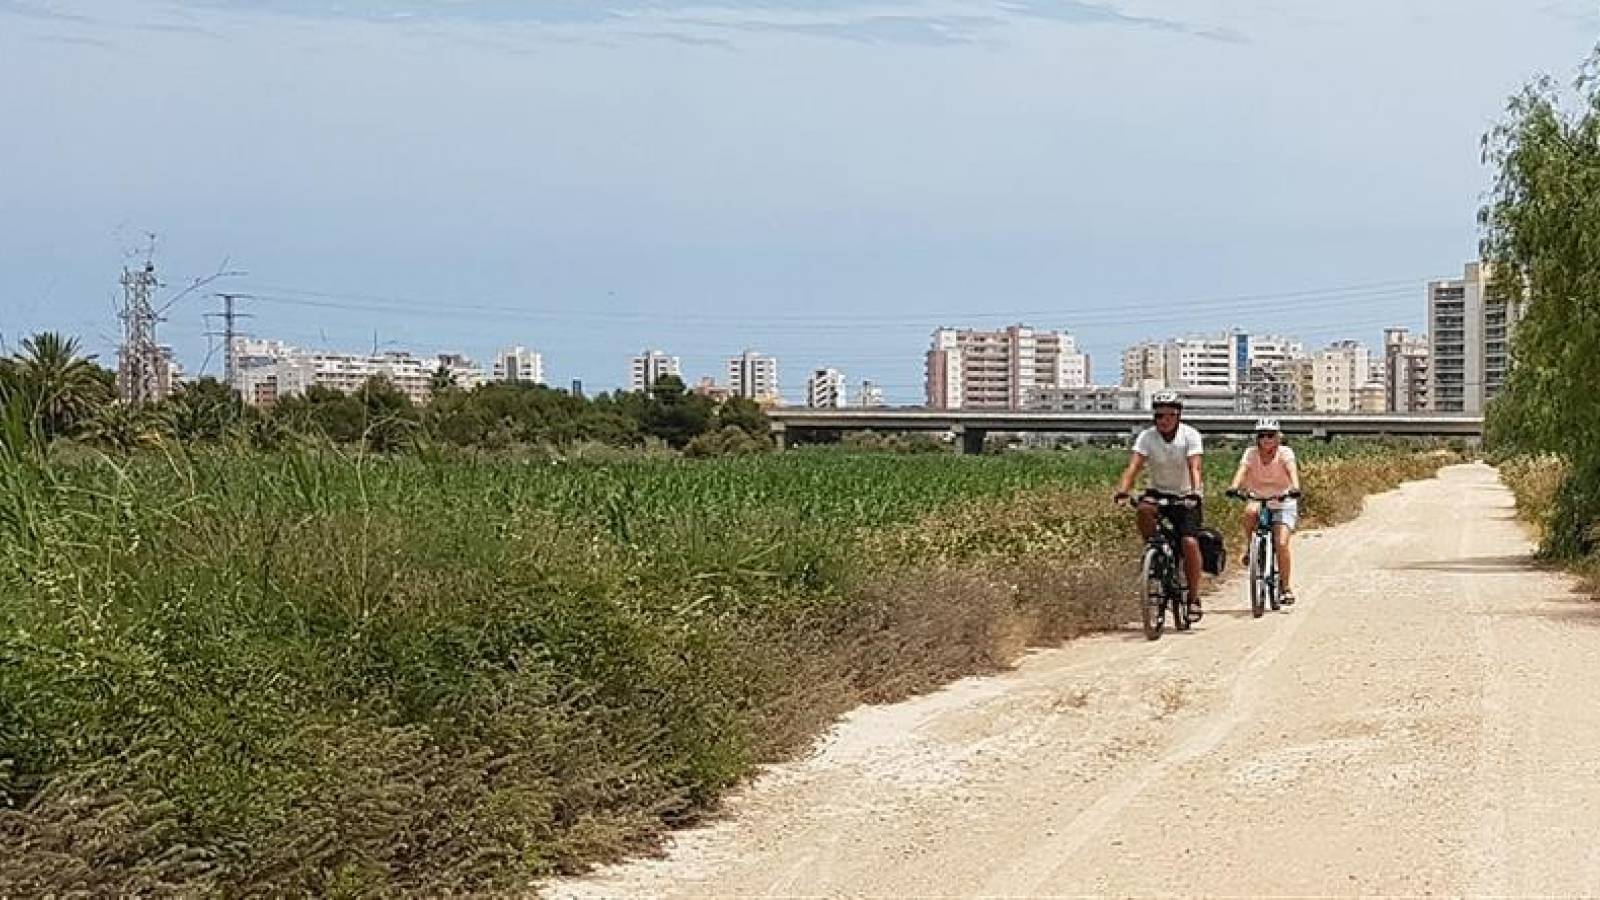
[956,426,987,456]
[771,424,788,451]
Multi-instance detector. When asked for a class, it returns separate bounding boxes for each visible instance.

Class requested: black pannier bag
[1197,527,1227,576]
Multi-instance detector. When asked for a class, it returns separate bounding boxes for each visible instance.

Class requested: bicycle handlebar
[1230,489,1302,502]
[1119,491,1201,509]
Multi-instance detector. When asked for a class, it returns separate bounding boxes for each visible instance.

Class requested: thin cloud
[998,0,1247,44]
[177,0,1244,46]
[31,33,115,48]
[694,14,999,47]
[0,0,96,24]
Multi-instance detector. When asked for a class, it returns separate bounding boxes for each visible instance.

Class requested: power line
[237,276,1431,328]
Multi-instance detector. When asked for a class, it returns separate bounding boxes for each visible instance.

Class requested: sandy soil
[544,463,1600,897]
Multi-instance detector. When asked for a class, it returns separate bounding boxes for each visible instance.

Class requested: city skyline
[207,268,1456,414]
[2,1,1593,405]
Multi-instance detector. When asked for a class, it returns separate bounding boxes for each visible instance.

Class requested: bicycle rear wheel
[1140,548,1165,641]
[1171,562,1191,631]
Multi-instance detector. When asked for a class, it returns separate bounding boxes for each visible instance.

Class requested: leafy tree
[162,377,243,443]
[715,397,769,439]
[356,376,419,452]
[429,364,458,398]
[5,332,114,441]
[639,375,714,448]
[82,402,167,453]
[1481,56,1600,557]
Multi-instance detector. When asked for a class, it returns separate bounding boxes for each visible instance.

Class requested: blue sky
[1,0,1595,401]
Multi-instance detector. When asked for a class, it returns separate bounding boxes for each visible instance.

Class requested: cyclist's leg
[1180,534,1203,604]
[1274,521,1294,593]
[1240,502,1260,562]
[1136,500,1158,541]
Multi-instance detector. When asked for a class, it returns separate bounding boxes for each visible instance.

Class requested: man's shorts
[1142,491,1203,539]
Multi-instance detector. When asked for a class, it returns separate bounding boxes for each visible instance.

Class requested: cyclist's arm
[1115,452,1146,497]
[1286,450,1302,493]
[1186,453,1204,497]
[1228,450,1250,492]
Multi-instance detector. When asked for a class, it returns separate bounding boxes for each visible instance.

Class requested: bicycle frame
[1245,493,1287,617]
[1130,492,1197,640]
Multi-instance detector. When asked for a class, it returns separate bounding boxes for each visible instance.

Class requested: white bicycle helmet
[1254,417,1281,433]
[1151,390,1183,409]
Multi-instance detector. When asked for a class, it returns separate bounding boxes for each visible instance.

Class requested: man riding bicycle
[1113,390,1206,621]
[1225,417,1302,605]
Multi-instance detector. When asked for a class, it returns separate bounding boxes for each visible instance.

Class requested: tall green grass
[0,442,1454,895]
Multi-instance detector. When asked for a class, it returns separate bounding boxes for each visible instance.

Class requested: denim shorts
[1263,499,1299,531]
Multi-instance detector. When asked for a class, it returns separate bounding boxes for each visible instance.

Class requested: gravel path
[544,463,1600,896]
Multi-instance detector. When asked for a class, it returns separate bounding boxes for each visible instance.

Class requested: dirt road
[547,463,1600,896]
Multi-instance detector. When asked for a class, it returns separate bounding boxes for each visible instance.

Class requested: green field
[0,442,1453,895]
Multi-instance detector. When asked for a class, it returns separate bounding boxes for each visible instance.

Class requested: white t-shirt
[1133,423,1204,494]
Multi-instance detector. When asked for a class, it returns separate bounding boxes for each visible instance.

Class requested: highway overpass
[767,409,1485,454]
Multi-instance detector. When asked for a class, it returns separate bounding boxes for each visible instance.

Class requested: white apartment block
[855,380,886,409]
[1428,262,1522,413]
[1245,334,1306,369]
[807,367,848,409]
[1163,334,1238,392]
[1293,340,1375,413]
[492,346,545,384]
[728,350,780,403]
[628,349,681,393]
[1384,327,1431,413]
[1125,332,1302,399]
[237,345,487,407]
[925,325,1089,411]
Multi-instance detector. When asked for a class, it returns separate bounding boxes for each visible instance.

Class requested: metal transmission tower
[207,293,254,395]
[117,259,165,405]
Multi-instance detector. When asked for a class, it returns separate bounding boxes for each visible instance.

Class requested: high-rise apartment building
[1238,363,1300,413]
[492,346,545,384]
[1293,340,1375,413]
[1120,342,1165,388]
[1126,332,1302,398]
[1164,334,1238,392]
[1383,327,1431,412]
[728,350,780,403]
[1429,262,1523,413]
[806,367,847,409]
[628,349,681,393]
[925,325,1088,410]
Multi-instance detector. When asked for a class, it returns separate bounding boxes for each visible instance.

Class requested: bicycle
[1232,489,1298,618]
[1121,490,1200,641]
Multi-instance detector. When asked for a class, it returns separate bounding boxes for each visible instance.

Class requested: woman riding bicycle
[1225,418,1302,605]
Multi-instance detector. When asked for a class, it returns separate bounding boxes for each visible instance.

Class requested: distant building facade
[629,349,681,393]
[492,346,545,384]
[807,368,848,409]
[1428,262,1523,413]
[728,350,780,403]
[925,325,1089,411]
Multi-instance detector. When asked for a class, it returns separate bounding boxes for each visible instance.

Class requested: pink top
[1239,445,1296,496]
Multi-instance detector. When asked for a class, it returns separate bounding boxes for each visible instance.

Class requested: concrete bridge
[767,409,1485,454]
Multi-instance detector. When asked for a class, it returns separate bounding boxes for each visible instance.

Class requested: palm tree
[9,332,114,441]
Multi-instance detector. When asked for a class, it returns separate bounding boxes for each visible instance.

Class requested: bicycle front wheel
[1140,548,1165,641]
[1250,535,1267,618]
